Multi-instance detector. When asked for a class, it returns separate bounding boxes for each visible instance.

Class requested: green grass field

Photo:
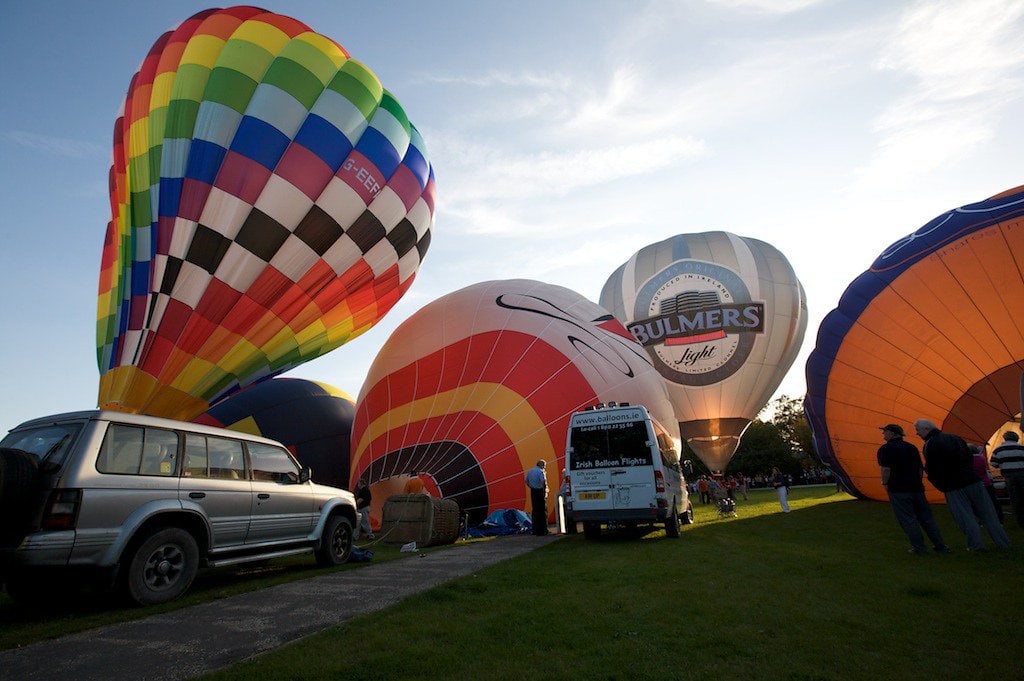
[4,487,1021,680]
[204,487,1024,681]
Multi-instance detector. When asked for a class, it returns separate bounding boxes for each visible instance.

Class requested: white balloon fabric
[350,279,678,524]
[601,231,807,471]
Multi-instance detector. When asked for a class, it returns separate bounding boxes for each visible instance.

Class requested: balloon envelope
[194,377,355,488]
[601,231,807,472]
[97,7,435,421]
[350,279,679,525]
[804,185,1024,501]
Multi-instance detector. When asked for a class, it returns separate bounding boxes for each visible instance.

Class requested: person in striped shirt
[990,431,1024,530]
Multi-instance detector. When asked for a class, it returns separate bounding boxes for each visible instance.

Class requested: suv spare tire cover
[0,448,41,545]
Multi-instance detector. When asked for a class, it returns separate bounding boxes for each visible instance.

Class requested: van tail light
[654,470,668,508]
[562,474,571,495]
[42,489,82,531]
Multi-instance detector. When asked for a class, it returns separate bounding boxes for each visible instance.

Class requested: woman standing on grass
[772,467,791,513]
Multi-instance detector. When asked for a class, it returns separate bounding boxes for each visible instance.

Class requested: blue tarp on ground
[348,546,374,562]
[466,508,532,537]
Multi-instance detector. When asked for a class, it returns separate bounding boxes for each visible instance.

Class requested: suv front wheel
[125,527,199,606]
[315,515,353,566]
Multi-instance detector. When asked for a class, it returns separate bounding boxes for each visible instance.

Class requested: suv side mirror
[299,466,311,483]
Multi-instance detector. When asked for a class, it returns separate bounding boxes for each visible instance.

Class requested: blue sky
[2,0,1023,435]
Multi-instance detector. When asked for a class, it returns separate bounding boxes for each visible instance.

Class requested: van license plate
[578,491,606,500]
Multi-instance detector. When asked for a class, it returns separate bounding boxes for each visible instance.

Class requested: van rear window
[569,421,653,470]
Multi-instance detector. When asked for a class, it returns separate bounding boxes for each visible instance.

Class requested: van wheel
[665,505,681,538]
[125,528,199,606]
[315,515,353,566]
[681,502,694,525]
[583,521,600,540]
[0,448,40,546]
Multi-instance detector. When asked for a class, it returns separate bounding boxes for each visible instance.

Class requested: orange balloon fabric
[805,185,1024,501]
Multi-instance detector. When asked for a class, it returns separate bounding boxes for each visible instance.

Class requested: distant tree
[728,419,796,477]
[767,396,810,452]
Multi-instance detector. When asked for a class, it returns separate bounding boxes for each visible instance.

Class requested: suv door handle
[189,492,206,499]
[257,493,270,500]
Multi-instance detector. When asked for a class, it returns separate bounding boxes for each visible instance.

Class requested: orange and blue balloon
[805,185,1024,501]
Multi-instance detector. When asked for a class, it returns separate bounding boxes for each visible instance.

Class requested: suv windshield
[1,423,83,466]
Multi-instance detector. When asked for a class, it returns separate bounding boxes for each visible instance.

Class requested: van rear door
[569,417,656,513]
[605,421,656,511]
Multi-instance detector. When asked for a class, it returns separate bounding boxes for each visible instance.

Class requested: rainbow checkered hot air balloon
[96,6,435,421]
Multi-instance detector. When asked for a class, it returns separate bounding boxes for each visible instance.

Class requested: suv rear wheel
[315,515,353,566]
[125,527,199,606]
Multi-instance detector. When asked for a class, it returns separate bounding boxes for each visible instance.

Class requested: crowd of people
[877,419,1019,554]
[687,467,835,502]
[686,468,803,513]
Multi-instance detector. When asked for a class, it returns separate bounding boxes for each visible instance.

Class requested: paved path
[0,534,561,680]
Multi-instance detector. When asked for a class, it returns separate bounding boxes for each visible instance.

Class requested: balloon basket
[380,494,460,547]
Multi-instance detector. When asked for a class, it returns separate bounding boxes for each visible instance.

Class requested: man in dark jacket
[876,424,948,554]
[914,419,1009,551]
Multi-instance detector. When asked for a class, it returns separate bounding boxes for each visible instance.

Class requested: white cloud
[852,0,1024,191]
[432,133,707,223]
[876,0,1024,93]
[416,70,572,90]
[568,20,870,142]
[3,130,106,159]
[705,0,826,12]
[566,65,643,131]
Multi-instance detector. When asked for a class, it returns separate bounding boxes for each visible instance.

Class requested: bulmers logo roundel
[629,260,764,386]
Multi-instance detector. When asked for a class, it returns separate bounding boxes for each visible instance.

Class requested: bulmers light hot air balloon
[601,232,807,473]
[96,6,435,422]
[350,279,679,525]
[193,377,355,488]
[805,185,1024,502]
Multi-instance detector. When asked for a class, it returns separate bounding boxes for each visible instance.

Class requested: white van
[565,402,693,539]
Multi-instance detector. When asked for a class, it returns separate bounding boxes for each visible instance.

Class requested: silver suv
[0,410,358,605]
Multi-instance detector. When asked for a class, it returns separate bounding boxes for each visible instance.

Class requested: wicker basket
[380,494,461,547]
